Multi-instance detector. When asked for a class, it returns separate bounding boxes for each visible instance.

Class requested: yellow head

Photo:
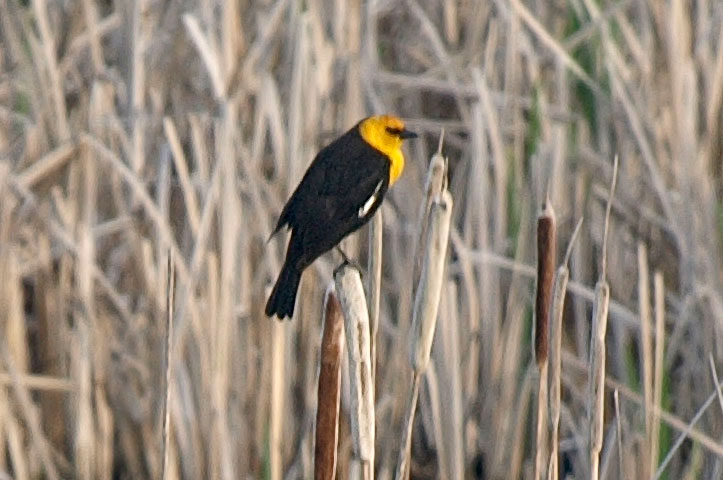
[358,115,417,185]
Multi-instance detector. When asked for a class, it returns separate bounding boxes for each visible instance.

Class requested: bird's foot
[334,246,363,276]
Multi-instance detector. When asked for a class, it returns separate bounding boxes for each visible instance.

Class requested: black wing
[271,126,390,234]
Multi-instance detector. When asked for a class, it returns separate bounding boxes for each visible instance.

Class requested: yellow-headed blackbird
[265,115,417,319]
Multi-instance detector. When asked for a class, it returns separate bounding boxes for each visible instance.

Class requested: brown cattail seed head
[535,202,556,365]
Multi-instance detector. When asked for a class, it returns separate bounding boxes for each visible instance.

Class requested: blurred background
[1,0,722,478]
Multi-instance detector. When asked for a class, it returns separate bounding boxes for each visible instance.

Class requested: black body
[265,123,391,319]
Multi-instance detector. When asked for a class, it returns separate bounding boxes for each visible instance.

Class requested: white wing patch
[358,180,384,218]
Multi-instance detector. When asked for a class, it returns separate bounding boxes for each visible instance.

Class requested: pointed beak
[400,129,418,140]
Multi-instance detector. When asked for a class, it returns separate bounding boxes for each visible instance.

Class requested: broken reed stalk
[396,188,453,480]
[334,265,375,479]
[587,156,618,480]
[549,218,583,480]
[534,202,556,480]
[161,251,175,480]
[314,284,346,480]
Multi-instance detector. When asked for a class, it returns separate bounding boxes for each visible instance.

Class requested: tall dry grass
[1,0,723,478]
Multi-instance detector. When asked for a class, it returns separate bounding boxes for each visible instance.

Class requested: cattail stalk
[409,189,453,374]
[549,218,582,480]
[396,189,453,480]
[335,265,375,479]
[413,134,446,291]
[534,202,556,480]
[314,285,346,480]
[587,157,617,479]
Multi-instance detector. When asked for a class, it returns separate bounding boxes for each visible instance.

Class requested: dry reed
[651,272,667,479]
[638,241,655,478]
[367,211,383,385]
[161,252,175,480]
[2,1,723,478]
[614,389,624,478]
[269,318,286,480]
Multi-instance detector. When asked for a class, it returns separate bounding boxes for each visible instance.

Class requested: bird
[265,114,417,319]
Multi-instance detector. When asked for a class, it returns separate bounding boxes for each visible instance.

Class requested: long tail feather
[265,263,302,319]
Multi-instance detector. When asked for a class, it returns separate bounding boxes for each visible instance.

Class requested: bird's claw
[334,246,363,276]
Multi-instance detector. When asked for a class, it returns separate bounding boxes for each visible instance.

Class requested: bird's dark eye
[385,126,402,136]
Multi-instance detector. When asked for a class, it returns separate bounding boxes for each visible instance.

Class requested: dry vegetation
[1,0,723,479]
